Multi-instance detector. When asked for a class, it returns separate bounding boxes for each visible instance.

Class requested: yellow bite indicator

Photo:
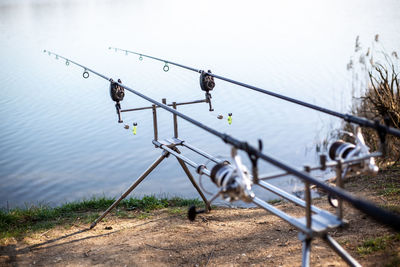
[133,123,137,135]
[227,113,232,125]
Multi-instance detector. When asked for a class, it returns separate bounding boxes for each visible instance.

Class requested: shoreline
[1,165,399,266]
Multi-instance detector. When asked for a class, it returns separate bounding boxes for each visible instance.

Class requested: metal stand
[90,138,215,228]
[176,156,211,211]
[220,149,371,266]
[90,152,168,229]
[335,160,344,220]
[300,234,311,267]
[91,97,212,229]
[323,235,361,267]
[91,96,367,266]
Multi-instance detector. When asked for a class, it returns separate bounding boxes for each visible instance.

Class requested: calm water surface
[0,0,399,208]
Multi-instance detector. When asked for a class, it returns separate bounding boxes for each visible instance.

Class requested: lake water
[0,0,399,209]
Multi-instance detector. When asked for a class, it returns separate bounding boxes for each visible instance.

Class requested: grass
[0,196,204,240]
[379,184,400,196]
[357,233,400,255]
[267,198,283,205]
[351,166,400,214]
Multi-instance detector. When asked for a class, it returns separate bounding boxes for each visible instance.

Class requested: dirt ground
[1,169,399,266]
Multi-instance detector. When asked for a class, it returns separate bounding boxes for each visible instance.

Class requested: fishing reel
[327,127,379,208]
[210,152,254,203]
[109,79,125,123]
[200,70,215,111]
[328,127,379,175]
[188,147,255,221]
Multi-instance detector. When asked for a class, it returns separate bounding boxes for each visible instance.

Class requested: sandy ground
[1,172,399,266]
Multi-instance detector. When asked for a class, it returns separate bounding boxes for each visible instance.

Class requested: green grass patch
[0,196,204,240]
[357,234,400,255]
[267,199,283,205]
[168,207,186,215]
[135,213,151,220]
[379,184,400,196]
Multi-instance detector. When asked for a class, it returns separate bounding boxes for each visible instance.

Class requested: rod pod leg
[90,152,168,229]
[298,233,312,267]
[323,235,361,267]
[175,157,211,212]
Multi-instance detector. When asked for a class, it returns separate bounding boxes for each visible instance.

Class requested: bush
[346,35,400,166]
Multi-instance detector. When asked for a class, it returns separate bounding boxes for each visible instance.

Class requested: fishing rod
[44,49,400,232]
[109,46,400,139]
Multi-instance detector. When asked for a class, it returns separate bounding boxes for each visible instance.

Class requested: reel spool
[209,148,254,203]
[328,128,379,175]
[188,148,254,221]
[328,140,356,161]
